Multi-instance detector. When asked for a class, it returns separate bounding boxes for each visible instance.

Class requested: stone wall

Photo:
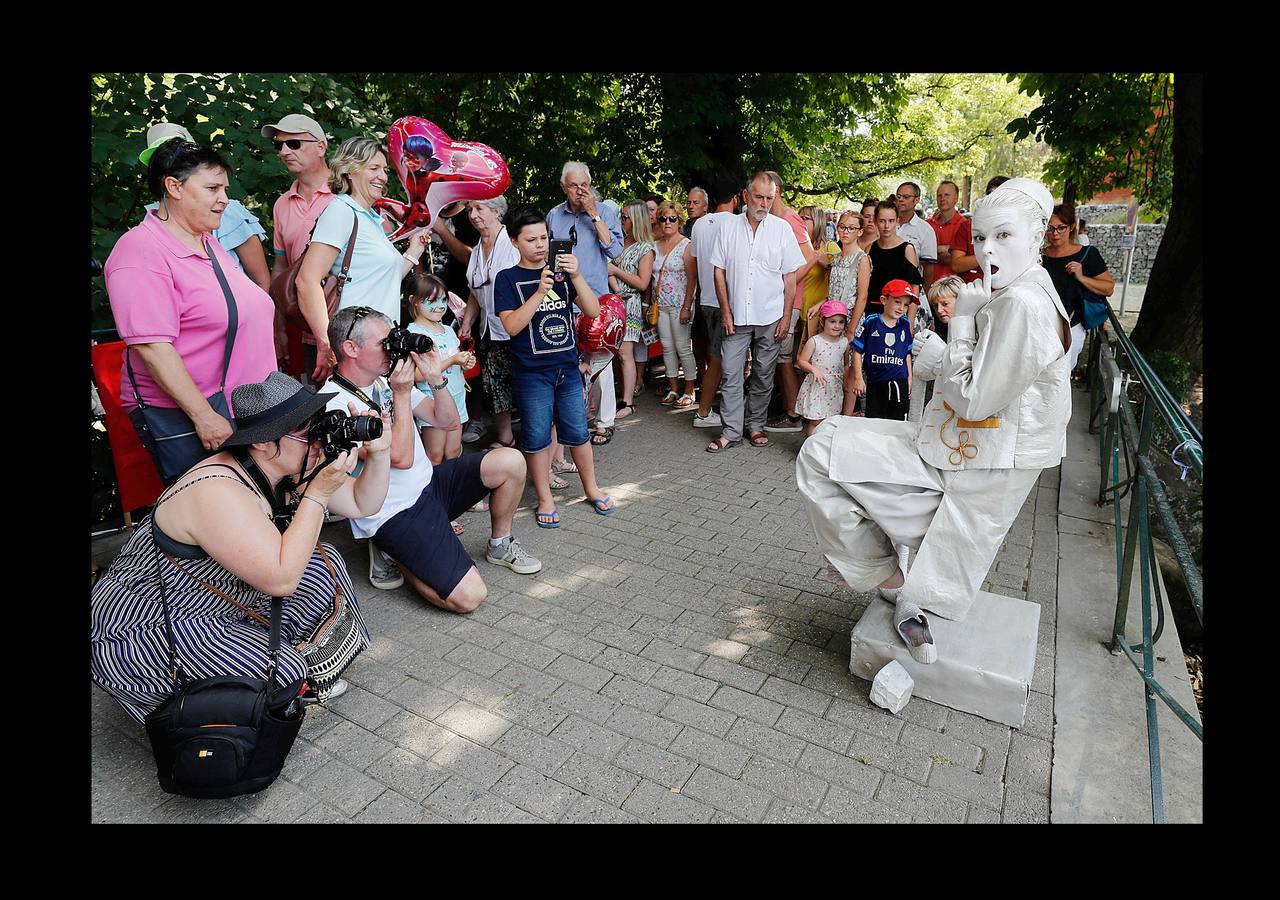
[1073,203,1164,283]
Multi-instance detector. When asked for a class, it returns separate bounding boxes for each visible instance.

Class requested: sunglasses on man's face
[657,215,680,224]
[274,138,321,151]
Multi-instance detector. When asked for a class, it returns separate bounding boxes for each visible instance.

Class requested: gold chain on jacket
[939,402,1001,467]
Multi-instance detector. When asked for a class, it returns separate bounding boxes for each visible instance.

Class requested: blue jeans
[511,363,591,453]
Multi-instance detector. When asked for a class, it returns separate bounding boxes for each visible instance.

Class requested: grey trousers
[718,322,782,442]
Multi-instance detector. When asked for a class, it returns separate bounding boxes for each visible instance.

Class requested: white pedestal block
[849,590,1040,728]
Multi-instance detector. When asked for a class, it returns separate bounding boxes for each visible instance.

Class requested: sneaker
[485,535,543,575]
[369,543,404,590]
[692,412,722,428]
[764,413,803,433]
[462,420,485,444]
[301,678,349,706]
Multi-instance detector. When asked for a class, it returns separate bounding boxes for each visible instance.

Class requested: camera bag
[127,238,239,484]
[269,214,359,332]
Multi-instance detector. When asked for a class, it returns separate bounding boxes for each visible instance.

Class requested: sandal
[551,458,579,474]
[536,508,561,528]
[615,403,637,420]
[591,427,614,446]
[748,431,770,447]
[488,438,516,450]
[706,436,742,453]
[471,498,490,512]
[674,394,695,408]
[660,390,679,405]
[451,520,466,535]
[588,495,616,516]
[549,474,570,490]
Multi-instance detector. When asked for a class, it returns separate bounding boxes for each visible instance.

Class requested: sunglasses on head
[657,215,680,224]
[344,306,375,344]
[274,138,321,150]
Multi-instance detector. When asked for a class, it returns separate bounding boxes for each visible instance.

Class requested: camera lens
[351,416,382,442]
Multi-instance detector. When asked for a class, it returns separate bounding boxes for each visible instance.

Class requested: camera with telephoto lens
[382,326,434,363]
[308,410,383,460]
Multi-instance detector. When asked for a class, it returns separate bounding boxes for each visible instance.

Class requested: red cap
[882,279,919,299]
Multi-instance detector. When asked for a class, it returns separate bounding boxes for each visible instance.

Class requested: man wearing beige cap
[262,113,334,380]
[139,122,272,293]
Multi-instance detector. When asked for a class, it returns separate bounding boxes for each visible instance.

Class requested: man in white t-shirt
[688,178,741,428]
[706,172,807,452]
[321,305,540,613]
[895,181,939,294]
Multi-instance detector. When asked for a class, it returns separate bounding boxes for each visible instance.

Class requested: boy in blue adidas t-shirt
[849,278,914,420]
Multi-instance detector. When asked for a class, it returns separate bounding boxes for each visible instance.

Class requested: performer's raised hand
[954,275,990,319]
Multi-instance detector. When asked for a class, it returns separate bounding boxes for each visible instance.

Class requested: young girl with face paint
[408,273,477,531]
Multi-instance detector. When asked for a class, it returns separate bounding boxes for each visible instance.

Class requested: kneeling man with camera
[322,305,540,613]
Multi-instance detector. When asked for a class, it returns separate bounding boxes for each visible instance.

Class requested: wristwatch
[590,215,601,224]
[430,379,448,392]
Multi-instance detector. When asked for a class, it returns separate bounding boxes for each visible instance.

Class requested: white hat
[993,178,1054,220]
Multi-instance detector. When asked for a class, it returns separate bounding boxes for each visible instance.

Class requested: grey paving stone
[942,709,1014,769]
[234,779,322,824]
[290,802,353,824]
[550,681,621,726]
[709,685,785,726]
[640,639,708,673]
[149,796,252,824]
[548,715,629,760]
[797,743,882,797]
[614,739,698,789]
[421,776,492,821]
[279,737,336,785]
[620,778,716,824]
[493,636,561,670]
[967,804,1003,824]
[492,660,565,699]
[364,748,451,803]
[385,677,459,720]
[1002,784,1051,824]
[684,632,752,662]
[588,621,653,655]
[696,655,769,693]
[600,674,673,714]
[759,675,834,716]
[1006,732,1053,795]
[430,733,516,788]
[491,725,576,775]
[668,727,752,778]
[892,695,951,732]
[649,665,720,704]
[777,707,853,753]
[798,665,872,705]
[819,784,912,824]
[494,763,584,821]
[681,766,773,822]
[898,723,984,772]
[927,764,1005,811]
[436,700,514,746]
[1022,690,1055,741]
[493,610,557,642]
[399,653,464,687]
[440,669,511,709]
[313,719,397,770]
[606,704,684,748]
[542,628,607,662]
[726,718,808,765]
[738,646,812,685]
[546,654,615,691]
[444,642,511,678]
[762,803,835,824]
[307,758,387,816]
[554,751,641,806]
[490,692,570,736]
[352,789,427,823]
[823,696,904,742]
[375,711,454,760]
[874,772,968,823]
[444,619,507,650]
[742,755,828,809]
[846,730,933,783]
[559,793,644,823]
[399,625,464,658]
[341,658,410,698]
[661,695,737,738]
[593,645,662,681]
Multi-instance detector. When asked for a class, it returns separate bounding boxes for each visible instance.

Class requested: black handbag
[143,538,306,799]
[127,239,239,484]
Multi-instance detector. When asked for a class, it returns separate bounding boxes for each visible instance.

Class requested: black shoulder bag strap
[125,237,240,411]
[149,463,284,688]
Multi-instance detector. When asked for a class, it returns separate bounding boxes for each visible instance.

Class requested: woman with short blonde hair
[649,200,697,408]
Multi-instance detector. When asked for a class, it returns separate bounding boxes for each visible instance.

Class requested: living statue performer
[796,179,1072,664]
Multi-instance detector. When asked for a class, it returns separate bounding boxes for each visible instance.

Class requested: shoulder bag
[269,212,359,332]
[1076,246,1111,330]
[127,239,238,485]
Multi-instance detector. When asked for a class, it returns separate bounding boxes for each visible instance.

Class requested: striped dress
[90,480,369,724]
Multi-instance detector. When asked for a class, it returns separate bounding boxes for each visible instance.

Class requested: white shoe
[369,543,404,590]
[486,536,543,575]
[893,599,937,665]
[692,412,723,428]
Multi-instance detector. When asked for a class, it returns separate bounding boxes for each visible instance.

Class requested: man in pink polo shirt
[763,171,814,434]
[262,113,334,379]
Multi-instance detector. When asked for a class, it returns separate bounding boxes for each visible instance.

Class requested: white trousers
[795,418,1042,621]
[592,361,616,427]
[657,307,696,384]
[1069,322,1086,371]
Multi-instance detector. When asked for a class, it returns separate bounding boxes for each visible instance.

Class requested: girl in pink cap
[794,299,851,435]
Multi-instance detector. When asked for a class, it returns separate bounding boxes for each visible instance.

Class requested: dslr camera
[382,326,434,364]
[308,410,383,460]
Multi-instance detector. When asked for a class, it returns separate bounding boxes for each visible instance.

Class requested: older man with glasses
[894,181,939,295]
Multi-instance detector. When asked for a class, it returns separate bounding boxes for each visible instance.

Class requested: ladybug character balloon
[374,116,511,243]
[576,293,626,381]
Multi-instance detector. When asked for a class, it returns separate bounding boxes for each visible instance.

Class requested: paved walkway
[89,381,1163,824]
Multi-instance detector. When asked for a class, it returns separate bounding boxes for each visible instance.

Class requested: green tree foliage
[1006,73,1173,213]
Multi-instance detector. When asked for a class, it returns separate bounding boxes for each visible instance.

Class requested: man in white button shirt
[706,173,806,452]
[895,181,939,294]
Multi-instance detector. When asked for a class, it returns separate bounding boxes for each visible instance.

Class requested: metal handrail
[1086,307,1203,824]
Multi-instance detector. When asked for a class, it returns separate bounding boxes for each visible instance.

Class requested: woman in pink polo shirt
[105,140,277,480]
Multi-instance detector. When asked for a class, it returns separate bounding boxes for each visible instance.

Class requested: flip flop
[588,496,616,516]
[660,391,679,405]
[706,436,742,453]
[748,432,770,447]
[536,508,561,528]
[451,520,466,535]
[674,394,696,408]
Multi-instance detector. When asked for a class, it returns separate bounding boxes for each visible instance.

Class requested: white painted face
[972,206,1043,291]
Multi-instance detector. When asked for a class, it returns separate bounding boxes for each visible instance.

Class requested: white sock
[489,536,508,549]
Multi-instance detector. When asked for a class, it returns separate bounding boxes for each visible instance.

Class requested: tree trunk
[1063,180,1077,208]
[1131,73,1202,375]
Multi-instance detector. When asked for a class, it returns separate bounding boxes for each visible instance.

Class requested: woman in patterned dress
[606,198,655,419]
[91,373,391,722]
